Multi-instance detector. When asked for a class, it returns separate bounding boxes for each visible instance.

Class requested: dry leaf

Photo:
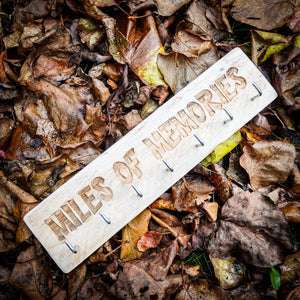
[210,256,246,289]
[120,209,151,260]
[240,141,296,190]
[231,0,294,31]
[208,187,294,267]
[174,279,231,300]
[137,231,163,252]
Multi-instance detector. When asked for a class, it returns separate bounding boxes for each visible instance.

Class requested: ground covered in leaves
[0,0,300,299]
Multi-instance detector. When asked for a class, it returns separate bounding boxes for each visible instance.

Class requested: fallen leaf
[240,141,296,190]
[137,231,163,252]
[227,153,249,187]
[68,264,87,299]
[172,175,215,213]
[231,0,294,31]
[157,48,218,94]
[211,163,233,203]
[184,0,228,41]
[251,30,292,65]
[208,187,294,267]
[287,7,300,33]
[201,130,242,167]
[77,18,105,49]
[0,230,19,253]
[154,0,192,16]
[124,12,169,102]
[174,278,231,300]
[272,45,300,115]
[132,239,179,281]
[9,245,60,299]
[280,251,300,284]
[0,184,17,234]
[110,263,182,299]
[120,208,151,260]
[210,256,246,289]
[116,109,142,134]
[77,277,105,300]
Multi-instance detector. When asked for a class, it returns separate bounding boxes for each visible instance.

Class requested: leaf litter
[0,0,299,299]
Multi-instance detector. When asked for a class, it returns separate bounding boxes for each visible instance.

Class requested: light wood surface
[24,48,278,273]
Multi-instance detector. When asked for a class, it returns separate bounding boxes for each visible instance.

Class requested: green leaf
[270,267,280,291]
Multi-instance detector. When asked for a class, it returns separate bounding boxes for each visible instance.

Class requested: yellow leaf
[200,130,242,167]
[120,208,151,260]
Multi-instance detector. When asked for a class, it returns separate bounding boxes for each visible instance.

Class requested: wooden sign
[24,48,277,273]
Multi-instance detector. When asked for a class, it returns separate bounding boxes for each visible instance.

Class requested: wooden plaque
[24,48,278,273]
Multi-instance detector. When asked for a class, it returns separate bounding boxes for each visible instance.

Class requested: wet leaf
[208,187,294,267]
[137,231,163,252]
[174,279,231,300]
[120,208,151,260]
[270,267,280,291]
[231,0,294,31]
[240,141,296,190]
[201,130,242,167]
[210,256,246,289]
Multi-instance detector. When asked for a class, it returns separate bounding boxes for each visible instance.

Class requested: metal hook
[250,82,262,101]
[65,241,77,254]
[193,134,204,146]
[99,212,111,224]
[131,184,143,197]
[223,107,233,123]
[162,160,174,172]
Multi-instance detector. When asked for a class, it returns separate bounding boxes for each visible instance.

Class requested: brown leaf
[227,153,249,187]
[9,245,60,299]
[0,118,15,149]
[0,184,17,233]
[231,0,294,31]
[272,46,300,115]
[154,0,192,16]
[116,109,142,134]
[287,7,300,33]
[171,29,214,57]
[137,231,163,252]
[120,209,151,260]
[210,256,246,289]
[211,163,233,204]
[174,279,231,300]
[172,175,215,213]
[208,188,294,267]
[91,78,111,105]
[0,230,19,253]
[157,48,218,94]
[280,201,300,223]
[185,0,228,41]
[77,277,105,300]
[280,250,300,284]
[110,263,182,299]
[132,239,179,281]
[240,141,296,190]
[68,264,87,299]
